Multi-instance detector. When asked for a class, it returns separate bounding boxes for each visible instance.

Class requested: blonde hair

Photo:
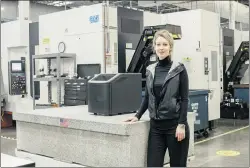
[152,29,174,58]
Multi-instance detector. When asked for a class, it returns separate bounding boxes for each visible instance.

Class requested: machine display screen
[224,36,233,46]
[11,63,22,72]
[77,64,101,78]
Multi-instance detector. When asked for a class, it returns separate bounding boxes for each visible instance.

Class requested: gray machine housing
[88,73,142,116]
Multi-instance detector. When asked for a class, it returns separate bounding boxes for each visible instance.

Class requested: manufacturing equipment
[233,84,249,105]
[127,24,182,88]
[220,41,249,119]
[8,58,27,96]
[220,92,248,119]
[88,73,142,116]
[224,41,249,95]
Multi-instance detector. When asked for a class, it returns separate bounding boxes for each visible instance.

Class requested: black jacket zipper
[155,102,159,119]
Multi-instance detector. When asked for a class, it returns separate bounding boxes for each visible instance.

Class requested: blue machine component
[234,87,249,106]
[89,15,99,23]
[142,89,209,138]
[188,89,209,138]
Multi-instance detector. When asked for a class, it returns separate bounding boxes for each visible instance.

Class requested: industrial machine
[8,58,27,96]
[1,57,27,127]
[127,24,182,88]
[88,73,142,116]
[221,41,249,119]
[221,93,249,119]
[224,41,249,95]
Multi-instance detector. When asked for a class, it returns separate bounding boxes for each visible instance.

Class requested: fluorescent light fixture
[48,1,74,7]
[1,7,4,11]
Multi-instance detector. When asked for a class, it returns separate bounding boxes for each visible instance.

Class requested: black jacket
[135,61,188,123]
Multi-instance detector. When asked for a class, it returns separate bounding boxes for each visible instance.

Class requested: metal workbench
[31,53,76,109]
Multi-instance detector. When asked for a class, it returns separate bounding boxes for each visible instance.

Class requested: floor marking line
[216,150,240,156]
[1,135,17,141]
[195,155,219,167]
[195,125,249,145]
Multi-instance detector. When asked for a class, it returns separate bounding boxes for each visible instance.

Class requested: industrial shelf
[33,53,76,59]
[33,77,71,82]
[31,53,77,110]
[33,77,57,82]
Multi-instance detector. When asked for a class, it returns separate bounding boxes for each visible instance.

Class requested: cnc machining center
[224,41,249,94]
[221,41,249,119]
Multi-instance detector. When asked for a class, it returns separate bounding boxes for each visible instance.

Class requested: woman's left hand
[175,124,186,141]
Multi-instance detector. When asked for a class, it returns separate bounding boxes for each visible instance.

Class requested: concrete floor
[188,119,249,167]
[1,118,249,167]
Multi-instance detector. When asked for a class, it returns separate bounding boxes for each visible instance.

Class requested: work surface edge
[13,105,150,136]
[13,105,194,136]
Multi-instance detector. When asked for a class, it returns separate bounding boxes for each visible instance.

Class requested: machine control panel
[204,57,209,75]
[9,58,27,95]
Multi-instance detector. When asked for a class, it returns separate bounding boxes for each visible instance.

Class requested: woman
[124,29,190,167]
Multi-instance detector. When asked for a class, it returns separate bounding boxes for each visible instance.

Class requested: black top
[136,56,189,133]
[153,56,173,104]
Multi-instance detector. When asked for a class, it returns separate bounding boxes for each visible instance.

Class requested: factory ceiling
[32,0,249,10]
[31,1,188,13]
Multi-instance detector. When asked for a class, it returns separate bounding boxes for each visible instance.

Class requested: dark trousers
[147,125,190,167]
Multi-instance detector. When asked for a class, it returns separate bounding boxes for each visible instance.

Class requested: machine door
[207,46,221,121]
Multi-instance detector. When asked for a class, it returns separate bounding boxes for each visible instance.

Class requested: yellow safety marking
[183,57,192,61]
[216,150,240,156]
[42,38,50,44]
[241,48,249,51]
[195,125,249,145]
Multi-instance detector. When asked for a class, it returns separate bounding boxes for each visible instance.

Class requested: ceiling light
[1,7,4,11]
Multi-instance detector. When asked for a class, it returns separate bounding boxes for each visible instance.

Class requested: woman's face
[155,36,171,60]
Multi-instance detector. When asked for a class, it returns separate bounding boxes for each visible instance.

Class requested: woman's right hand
[123,116,139,123]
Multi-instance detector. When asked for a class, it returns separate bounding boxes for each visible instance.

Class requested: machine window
[121,18,140,34]
[114,42,118,64]
[211,51,218,81]
[224,36,233,46]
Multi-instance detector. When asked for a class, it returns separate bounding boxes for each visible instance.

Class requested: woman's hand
[176,124,186,141]
[123,116,139,123]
